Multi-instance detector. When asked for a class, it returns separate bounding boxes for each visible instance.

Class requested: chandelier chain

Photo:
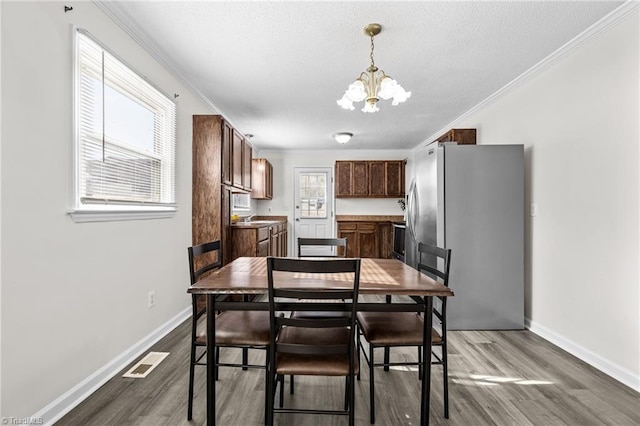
[370,35,375,69]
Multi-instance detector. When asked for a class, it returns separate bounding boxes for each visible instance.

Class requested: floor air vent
[122,352,169,378]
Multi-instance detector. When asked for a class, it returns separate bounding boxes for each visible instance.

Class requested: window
[71,29,176,222]
[298,172,327,218]
[232,193,251,211]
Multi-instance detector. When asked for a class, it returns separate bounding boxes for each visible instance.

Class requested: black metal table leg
[207,294,217,426]
[421,296,433,426]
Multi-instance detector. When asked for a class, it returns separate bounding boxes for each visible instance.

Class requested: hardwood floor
[57,311,640,425]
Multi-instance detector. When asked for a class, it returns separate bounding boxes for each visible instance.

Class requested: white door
[294,167,334,256]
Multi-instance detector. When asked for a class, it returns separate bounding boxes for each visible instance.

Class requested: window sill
[68,209,177,223]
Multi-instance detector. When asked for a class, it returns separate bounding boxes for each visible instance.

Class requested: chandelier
[337,23,411,113]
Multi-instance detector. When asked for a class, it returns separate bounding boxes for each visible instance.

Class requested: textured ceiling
[99,1,623,150]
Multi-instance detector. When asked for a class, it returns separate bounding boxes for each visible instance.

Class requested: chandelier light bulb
[336,23,410,113]
[336,94,355,110]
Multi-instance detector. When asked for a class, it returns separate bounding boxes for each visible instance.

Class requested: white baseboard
[526,318,640,392]
[34,307,191,425]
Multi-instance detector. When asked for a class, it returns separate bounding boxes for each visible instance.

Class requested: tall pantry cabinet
[192,115,252,265]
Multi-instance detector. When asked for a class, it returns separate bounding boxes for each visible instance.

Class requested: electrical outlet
[148,291,156,308]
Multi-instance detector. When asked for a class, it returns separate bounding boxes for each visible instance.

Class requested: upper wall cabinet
[228,128,252,192]
[335,160,405,198]
[252,158,273,200]
[434,128,476,145]
[221,121,233,186]
[242,139,252,191]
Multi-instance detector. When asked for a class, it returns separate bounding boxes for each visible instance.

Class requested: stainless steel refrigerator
[405,143,524,330]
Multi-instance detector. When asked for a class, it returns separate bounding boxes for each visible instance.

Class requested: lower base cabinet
[337,221,394,259]
[231,221,287,260]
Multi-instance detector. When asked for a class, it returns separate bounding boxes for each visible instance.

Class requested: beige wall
[1,1,215,419]
[419,9,639,389]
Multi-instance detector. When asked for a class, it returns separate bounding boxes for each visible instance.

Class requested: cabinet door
[335,161,353,197]
[270,230,279,256]
[385,161,404,197]
[357,223,378,258]
[378,222,393,259]
[266,161,273,199]
[221,121,232,186]
[369,161,386,197]
[232,130,243,188]
[258,239,270,257]
[242,139,252,190]
[338,223,358,257]
[280,228,287,256]
[353,161,369,196]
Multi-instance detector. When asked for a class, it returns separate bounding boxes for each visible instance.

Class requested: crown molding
[93,0,233,121]
[415,0,640,152]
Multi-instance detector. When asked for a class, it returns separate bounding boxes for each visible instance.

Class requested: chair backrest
[416,242,451,287]
[266,257,360,356]
[417,242,451,326]
[297,237,347,258]
[187,240,223,285]
[187,240,223,317]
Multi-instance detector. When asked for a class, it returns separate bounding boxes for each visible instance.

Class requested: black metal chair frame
[297,237,347,257]
[266,257,361,426]
[187,240,269,422]
[357,243,452,423]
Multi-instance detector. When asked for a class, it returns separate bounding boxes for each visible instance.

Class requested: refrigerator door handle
[407,180,418,241]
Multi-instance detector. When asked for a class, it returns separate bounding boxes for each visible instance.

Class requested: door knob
[295,218,300,221]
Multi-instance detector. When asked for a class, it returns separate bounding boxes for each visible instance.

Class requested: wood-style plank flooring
[57,308,640,425]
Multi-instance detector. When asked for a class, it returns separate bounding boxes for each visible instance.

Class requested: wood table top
[188,257,454,297]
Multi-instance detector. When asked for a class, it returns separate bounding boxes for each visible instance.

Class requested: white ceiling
[99,1,623,150]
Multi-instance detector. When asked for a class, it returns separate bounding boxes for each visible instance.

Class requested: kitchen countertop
[335,215,404,222]
[230,216,287,228]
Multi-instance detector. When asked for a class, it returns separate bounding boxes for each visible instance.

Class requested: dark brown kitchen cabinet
[193,115,224,247]
[337,222,379,258]
[384,161,405,197]
[242,139,252,191]
[221,122,232,186]
[335,161,369,197]
[378,222,394,259]
[193,115,251,265]
[335,160,405,198]
[369,162,386,197]
[231,220,287,260]
[232,226,270,259]
[232,130,243,188]
[434,128,476,145]
[337,220,396,259]
[252,158,273,200]
[335,161,353,197]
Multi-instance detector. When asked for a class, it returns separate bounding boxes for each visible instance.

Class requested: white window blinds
[75,29,176,211]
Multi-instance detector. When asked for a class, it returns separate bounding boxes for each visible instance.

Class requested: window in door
[299,173,327,218]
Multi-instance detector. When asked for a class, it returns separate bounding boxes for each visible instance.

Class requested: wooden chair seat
[195,311,272,346]
[357,312,443,345]
[275,327,359,376]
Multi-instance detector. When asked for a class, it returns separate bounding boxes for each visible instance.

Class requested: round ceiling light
[333,132,353,144]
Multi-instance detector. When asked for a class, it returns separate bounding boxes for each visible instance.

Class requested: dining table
[188,256,454,425]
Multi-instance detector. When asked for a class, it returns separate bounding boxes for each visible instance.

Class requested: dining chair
[356,242,452,423]
[187,240,271,422]
[265,257,361,426]
[297,237,347,257]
